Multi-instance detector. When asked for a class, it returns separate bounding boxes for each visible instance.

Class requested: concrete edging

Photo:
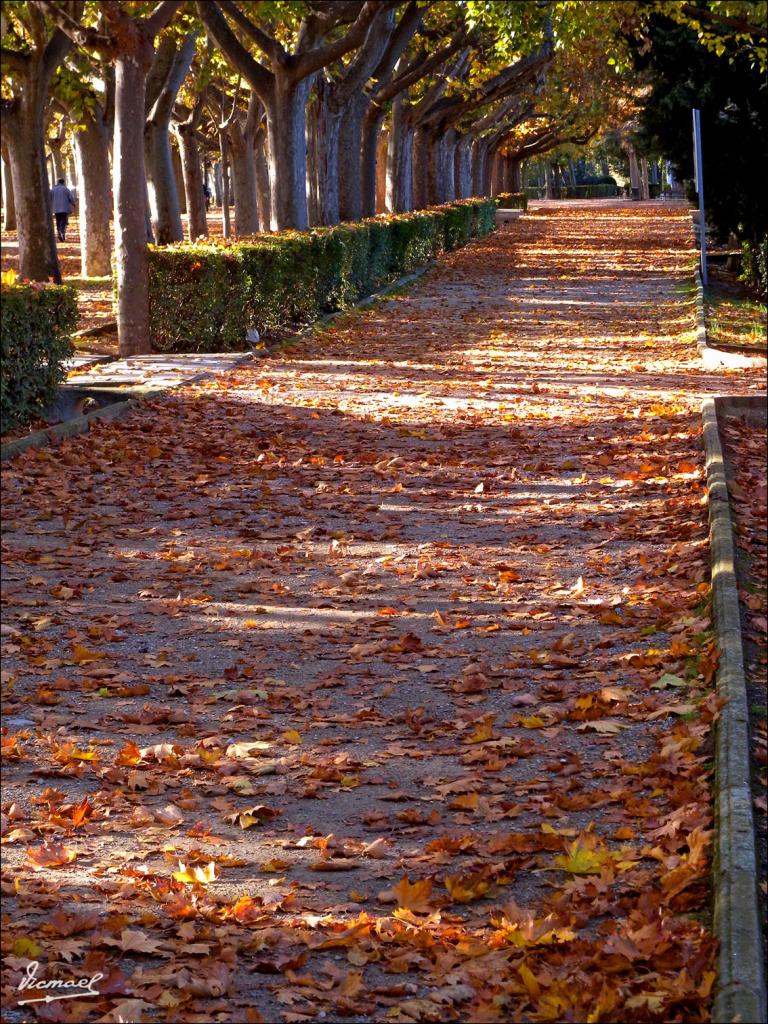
[702,395,767,1024]
[0,353,254,464]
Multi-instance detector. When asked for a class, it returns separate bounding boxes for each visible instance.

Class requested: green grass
[705,286,767,351]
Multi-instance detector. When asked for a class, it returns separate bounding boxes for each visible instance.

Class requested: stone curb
[0,353,254,464]
[702,395,767,1024]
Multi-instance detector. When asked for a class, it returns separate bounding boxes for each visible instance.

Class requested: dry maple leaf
[553,833,612,875]
[391,876,434,912]
[26,843,77,869]
[102,928,166,954]
[444,872,490,903]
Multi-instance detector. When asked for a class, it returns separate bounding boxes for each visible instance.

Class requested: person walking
[51,178,76,242]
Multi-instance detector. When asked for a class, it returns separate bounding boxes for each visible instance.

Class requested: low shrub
[558,184,619,199]
[741,236,768,299]
[495,192,528,211]
[148,198,496,352]
[1,277,77,433]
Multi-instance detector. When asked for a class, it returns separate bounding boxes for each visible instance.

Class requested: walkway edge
[0,353,254,464]
[703,395,767,1024]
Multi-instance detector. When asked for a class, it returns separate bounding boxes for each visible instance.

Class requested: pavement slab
[1,201,766,1023]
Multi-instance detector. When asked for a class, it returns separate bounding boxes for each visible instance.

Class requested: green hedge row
[148,198,496,353]
[558,184,619,199]
[1,282,76,433]
[495,192,528,211]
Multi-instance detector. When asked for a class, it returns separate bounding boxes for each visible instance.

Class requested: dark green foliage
[741,237,768,299]
[558,184,618,199]
[148,200,496,352]
[634,17,767,246]
[1,282,77,433]
[495,192,529,210]
[441,203,475,250]
[148,247,247,352]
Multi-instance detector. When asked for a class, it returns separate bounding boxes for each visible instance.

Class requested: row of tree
[2,1,765,356]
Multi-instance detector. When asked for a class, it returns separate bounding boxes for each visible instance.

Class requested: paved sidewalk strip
[2,202,766,1022]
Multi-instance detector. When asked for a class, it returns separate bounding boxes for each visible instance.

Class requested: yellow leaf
[2,268,19,286]
[172,860,218,886]
[444,873,490,903]
[282,730,301,744]
[554,834,611,875]
[13,938,41,958]
[520,716,546,729]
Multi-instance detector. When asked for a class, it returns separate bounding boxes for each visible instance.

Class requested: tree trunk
[4,90,61,282]
[412,128,429,210]
[219,131,231,237]
[254,127,271,232]
[340,94,368,222]
[545,162,556,199]
[213,161,222,206]
[375,129,387,214]
[67,153,78,189]
[145,120,184,243]
[267,74,311,230]
[173,142,186,213]
[73,110,112,276]
[627,146,641,200]
[509,158,522,193]
[471,140,488,197]
[438,129,456,203]
[639,156,650,200]
[306,94,320,226]
[313,81,342,226]
[49,139,65,183]
[113,53,152,355]
[455,135,472,199]
[360,103,385,219]
[228,120,259,235]
[176,124,207,239]
[1,145,16,231]
[386,98,415,214]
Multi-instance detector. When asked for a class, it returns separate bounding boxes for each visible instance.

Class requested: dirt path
[2,202,765,1023]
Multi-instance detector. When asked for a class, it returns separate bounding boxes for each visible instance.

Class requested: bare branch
[289,0,380,81]
[219,0,287,65]
[196,0,273,99]
[38,1,113,50]
[143,0,185,39]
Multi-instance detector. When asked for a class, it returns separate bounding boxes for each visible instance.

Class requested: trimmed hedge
[558,184,619,199]
[495,192,528,211]
[147,198,496,352]
[1,281,77,433]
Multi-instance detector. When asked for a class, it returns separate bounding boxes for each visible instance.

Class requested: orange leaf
[391,876,434,912]
[26,843,77,869]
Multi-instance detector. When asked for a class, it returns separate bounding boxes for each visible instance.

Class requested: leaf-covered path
[2,202,765,1022]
